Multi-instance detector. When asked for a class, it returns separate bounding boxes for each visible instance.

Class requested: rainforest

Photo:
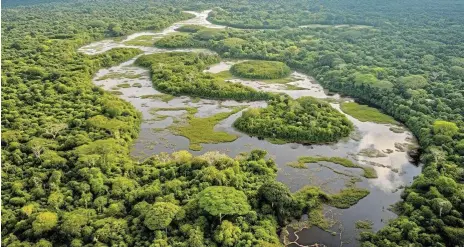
[1,0,463,247]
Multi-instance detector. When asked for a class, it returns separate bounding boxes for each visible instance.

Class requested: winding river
[79,10,421,247]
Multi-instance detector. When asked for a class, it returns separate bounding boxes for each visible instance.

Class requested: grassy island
[230,60,291,79]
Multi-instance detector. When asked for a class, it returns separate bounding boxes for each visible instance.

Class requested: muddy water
[81,10,421,247]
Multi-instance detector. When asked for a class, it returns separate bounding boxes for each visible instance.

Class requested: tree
[36,239,53,247]
[433,120,459,137]
[61,209,95,237]
[214,220,241,246]
[258,181,293,212]
[1,130,22,146]
[143,202,180,232]
[431,198,452,217]
[198,186,251,222]
[33,212,58,234]
[111,177,138,198]
[44,122,68,139]
[187,227,205,247]
[27,138,55,159]
[48,191,64,209]
[399,75,428,89]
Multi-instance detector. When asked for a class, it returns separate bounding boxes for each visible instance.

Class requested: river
[79,10,421,247]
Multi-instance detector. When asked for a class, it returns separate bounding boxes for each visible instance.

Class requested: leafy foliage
[234,95,353,143]
[340,102,398,124]
[3,0,464,246]
[198,186,251,221]
[158,1,464,245]
[135,52,272,101]
[230,60,291,79]
[168,106,245,151]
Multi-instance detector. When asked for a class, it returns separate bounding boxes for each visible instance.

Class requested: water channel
[79,10,421,247]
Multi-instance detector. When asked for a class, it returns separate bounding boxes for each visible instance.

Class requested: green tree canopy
[198,186,251,222]
[143,202,181,231]
[433,120,459,137]
[33,211,58,234]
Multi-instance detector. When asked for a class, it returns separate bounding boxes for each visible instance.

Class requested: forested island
[234,96,353,144]
[135,52,271,101]
[230,61,291,80]
[2,0,463,247]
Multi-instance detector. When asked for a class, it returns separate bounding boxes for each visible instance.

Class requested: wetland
[80,10,422,247]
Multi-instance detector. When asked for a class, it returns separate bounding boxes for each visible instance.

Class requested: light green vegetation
[290,186,370,231]
[123,35,158,46]
[289,159,365,188]
[132,82,142,88]
[109,90,123,95]
[259,77,296,84]
[135,52,271,101]
[358,148,388,158]
[300,24,372,29]
[234,96,354,144]
[153,33,196,48]
[266,138,289,144]
[327,188,370,208]
[4,0,464,246]
[95,72,142,81]
[353,72,394,89]
[356,220,374,230]
[212,70,233,80]
[150,107,198,115]
[340,102,398,124]
[175,24,206,33]
[284,84,307,90]
[190,97,201,103]
[297,156,378,178]
[389,126,405,133]
[230,60,291,79]
[287,161,307,169]
[140,94,175,102]
[147,114,170,122]
[169,107,245,151]
[116,83,131,88]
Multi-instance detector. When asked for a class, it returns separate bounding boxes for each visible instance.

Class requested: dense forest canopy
[234,96,353,144]
[230,61,291,79]
[135,52,271,101]
[2,0,464,246]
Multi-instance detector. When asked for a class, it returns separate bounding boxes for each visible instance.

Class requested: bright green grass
[117,83,131,88]
[123,35,158,46]
[297,156,378,179]
[140,94,175,103]
[96,72,141,81]
[356,220,373,230]
[340,102,398,125]
[326,188,370,208]
[258,76,296,84]
[286,161,307,169]
[266,138,289,145]
[284,84,307,90]
[213,70,233,80]
[215,69,297,85]
[169,107,245,151]
[109,90,123,95]
[149,107,198,116]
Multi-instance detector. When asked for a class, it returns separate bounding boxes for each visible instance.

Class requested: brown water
[80,10,421,247]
